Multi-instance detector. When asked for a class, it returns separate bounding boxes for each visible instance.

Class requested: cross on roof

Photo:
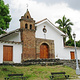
[26,4,28,9]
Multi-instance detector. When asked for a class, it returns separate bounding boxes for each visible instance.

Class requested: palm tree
[55,15,73,44]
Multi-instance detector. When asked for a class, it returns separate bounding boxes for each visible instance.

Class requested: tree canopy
[55,15,73,41]
[66,39,80,47]
[0,0,11,35]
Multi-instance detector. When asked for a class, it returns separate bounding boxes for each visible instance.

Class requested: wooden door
[70,52,75,60]
[40,45,44,58]
[3,45,13,61]
[40,44,49,59]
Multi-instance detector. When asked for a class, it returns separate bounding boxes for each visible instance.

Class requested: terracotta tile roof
[0,28,20,39]
[0,40,22,44]
[64,46,80,49]
[35,18,47,24]
[36,18,55,27]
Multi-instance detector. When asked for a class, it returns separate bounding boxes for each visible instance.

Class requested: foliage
[66,39,74,46]
[0,65,78,80]
[55,15,73,42]
[0,0,11,35]
[76,40,80,47]
[66,39,80,47]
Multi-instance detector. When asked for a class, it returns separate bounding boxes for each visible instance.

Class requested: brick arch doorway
[40,43,49,59]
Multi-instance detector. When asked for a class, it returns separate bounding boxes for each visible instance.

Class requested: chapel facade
[0,9,79,63]
[19,9,55,61]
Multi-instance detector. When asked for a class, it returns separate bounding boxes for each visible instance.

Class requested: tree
[55,15,73,43]
[66,39,80,47]
[0,0,11,35]
[66,39,74,46]
[76,40,80,47]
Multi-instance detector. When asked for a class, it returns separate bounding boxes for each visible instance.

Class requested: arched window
[25,24,28,29]
[30,24,32,30]
[27,16,29,19]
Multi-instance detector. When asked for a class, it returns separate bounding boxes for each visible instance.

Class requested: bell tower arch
[19,9,36,61]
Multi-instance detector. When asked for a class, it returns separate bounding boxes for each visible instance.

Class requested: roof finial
[26,4,28,11]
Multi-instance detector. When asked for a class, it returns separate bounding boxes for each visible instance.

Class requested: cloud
[3,0,80,40]
[33,0,65,5]
[4,0,80,10]
[66,0,80,10]
[3,0,11,4]
[33,0,80,10]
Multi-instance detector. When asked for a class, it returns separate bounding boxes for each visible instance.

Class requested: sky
[3,0,80,41]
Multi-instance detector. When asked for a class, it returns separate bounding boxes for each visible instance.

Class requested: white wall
[1,32,21,42]
[35,21,80,60]
[35,21,64,59]
[0,42,22,63]
[60,47,80,60]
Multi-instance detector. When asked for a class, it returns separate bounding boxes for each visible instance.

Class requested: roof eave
[0,28,20,39]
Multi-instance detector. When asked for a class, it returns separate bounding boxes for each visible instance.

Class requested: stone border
[35,38,55,59]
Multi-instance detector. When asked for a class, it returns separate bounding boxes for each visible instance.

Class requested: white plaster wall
[59,48,74,59]
[13,44,22,63]
[1,32,21,42]
[0,43,3,63]
[35,22,64,59]
[35,21,80,60]
[0,42,22,63]
[60,47,80,60]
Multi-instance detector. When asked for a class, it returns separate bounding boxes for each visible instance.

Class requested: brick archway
[40,43,49,59]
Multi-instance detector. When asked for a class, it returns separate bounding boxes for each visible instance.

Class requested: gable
[35,18,67,39]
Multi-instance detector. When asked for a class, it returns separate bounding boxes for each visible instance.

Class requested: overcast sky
[3,0,80,41]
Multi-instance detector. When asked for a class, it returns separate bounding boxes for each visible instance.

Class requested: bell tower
[19,9,36,61]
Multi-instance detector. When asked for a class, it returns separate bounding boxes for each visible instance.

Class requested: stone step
[22,59,63,66]
[22,62,63,66]
[23,59,60,62]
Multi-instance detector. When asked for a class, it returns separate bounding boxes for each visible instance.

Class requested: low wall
[60,59,80,69]
[1,59,80,69]
[23,59,80,69]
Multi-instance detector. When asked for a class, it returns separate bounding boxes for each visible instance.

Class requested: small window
[27,16,29,19]
[25,24,28,29]
[30,24,32,29]
[43,26,47,33]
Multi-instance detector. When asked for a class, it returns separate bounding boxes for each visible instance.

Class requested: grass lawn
[0,65,78,80]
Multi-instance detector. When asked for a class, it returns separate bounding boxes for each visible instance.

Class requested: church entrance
[40,43,49,59]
